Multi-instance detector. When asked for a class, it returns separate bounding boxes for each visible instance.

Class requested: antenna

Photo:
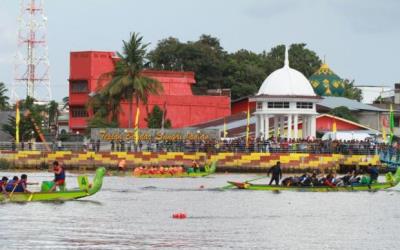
[13,0,52,103]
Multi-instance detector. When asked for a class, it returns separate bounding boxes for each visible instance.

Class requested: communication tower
[13,0,52,103]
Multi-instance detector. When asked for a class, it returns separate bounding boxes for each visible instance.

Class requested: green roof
[309,63,344,96]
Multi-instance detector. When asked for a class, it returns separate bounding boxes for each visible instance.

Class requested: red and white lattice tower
[13,0,52,102]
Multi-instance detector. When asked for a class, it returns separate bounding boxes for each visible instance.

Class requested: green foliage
[0,82,10,110]
[148,35,227,94]
[62,96,69,110]
[48,100,59,128]
[266,44,322,78]
[146,105,171,129]
[329,106,359,123]
[1,96,47,141]
[343,79,363,102]
[148,37,323,99]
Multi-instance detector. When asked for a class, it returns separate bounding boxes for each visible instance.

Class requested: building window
[257,102,263,110]
[71,80,88,93]
[71,106,88,117]
[296,102,313,109]
[267,102,289,108]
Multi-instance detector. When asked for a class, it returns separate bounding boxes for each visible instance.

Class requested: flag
[161,101,167,131]
[332,120,337,133]
[223,118,228,139]
[389,105,394,143]
[382,126,387,143]
[15,101,20,143]
[245,103,250,147]
[134,106,140,144]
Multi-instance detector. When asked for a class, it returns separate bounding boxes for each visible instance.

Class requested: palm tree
[48,100,59,130]
[0,82,10,110]
[100,33,163,128]
[62,96,69,110]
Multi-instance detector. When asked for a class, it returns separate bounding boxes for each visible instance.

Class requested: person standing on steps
[268,161,282,185]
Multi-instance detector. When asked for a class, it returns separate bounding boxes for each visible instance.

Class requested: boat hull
[227,181,396,192]
[0,190,93,202]
[0,167,106,202]
[135,161,217,178]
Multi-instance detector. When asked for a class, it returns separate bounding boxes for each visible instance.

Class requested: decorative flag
[332,120,337,133]
[381,115,388,143]
[389,105,394,143]
[223,118,228,139]
[15,101,20,143]
[161,101,167,131]
[382,126,387,143]
[134,106,140,144]
[245,103,250,147]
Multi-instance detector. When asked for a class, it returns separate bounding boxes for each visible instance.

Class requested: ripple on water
[1,172,400,249]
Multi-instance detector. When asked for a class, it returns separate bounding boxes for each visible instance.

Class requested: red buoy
[172,213,187,219]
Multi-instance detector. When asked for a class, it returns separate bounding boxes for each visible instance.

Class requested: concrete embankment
[0,150,382,173]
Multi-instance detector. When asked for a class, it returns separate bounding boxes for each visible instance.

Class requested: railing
[0,141,383,155]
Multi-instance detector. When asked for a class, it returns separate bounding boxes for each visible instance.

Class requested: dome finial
[284,45,289,68]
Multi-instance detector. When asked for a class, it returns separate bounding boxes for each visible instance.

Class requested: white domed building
[250,46,321,139]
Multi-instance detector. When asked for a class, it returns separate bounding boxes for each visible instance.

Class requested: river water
[1,171,400,250]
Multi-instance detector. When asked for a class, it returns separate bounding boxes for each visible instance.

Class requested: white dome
[257,46,316,96]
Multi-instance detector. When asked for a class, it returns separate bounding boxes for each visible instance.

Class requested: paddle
[221,175,268,190]
[7,182,19,200]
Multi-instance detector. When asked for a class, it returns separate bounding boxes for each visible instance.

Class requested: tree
[343,79,363,102]
[223,50,268,99]
[92,33,163,128]
[329,106,359,123]
[148,40,323,99]
[2,96,47,141]
[148,34,227,94]
[0,82,9,110]
[48,100,59,129]
[146,105,171,129]
[265,44,322,78]
[62,96,69,110]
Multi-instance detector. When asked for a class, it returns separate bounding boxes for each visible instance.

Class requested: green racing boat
[0,167,106,202]
[227,168,400,192]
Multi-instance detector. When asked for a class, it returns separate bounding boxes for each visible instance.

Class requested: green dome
[309,63,344,96]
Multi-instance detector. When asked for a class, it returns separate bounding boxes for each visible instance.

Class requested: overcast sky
[1,0,399,101]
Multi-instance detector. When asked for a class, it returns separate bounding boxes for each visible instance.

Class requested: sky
[0,0,399,102]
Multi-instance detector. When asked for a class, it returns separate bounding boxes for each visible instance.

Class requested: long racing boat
[227,168,400,192]
[134,161,217,178]
[0,167,106,202]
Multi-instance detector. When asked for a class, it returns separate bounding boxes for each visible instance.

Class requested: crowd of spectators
[4,136,396,156]
[96,136,384,155]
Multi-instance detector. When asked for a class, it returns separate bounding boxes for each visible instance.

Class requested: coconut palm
[48,100,59,129]
[101,33,163,128]
[62,96,69,110]
[0,82,10,110]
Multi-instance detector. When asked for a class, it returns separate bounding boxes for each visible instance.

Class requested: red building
[69,51,230,133]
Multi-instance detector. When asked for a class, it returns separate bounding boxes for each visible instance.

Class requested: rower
[5,176,19,192]
[14,174,30,193]
[0,176,8,195]
[192,160,200,173]
[118,159,126,172]
[50,161,65,192]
